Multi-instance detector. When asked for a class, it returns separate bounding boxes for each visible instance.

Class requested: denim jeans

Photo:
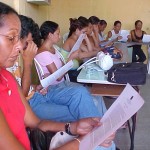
[95,142,116,150]
[29,81,106,122]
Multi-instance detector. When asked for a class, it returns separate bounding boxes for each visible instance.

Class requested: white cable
[77,57,96,71]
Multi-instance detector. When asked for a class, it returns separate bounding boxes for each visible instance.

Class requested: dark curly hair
[0,2,18,27]
[99,20,107,26]
[135,20,142,26]
[114,20,121,26]
[19,15,41,48]
[89,16,100,25]
[68,17,89,38]
[40,21,59,40]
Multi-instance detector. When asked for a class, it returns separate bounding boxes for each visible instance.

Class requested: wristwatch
[65,123,78,136]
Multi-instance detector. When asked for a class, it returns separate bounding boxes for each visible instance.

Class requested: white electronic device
[77,51,113,71]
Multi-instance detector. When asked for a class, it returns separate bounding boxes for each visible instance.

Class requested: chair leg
[148,60,150,74]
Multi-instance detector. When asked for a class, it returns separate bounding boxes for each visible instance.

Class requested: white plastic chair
[147,45,150,74]
[54,45,70,82]
[34,50,70,87]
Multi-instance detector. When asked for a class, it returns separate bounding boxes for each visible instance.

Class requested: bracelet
[74,138,80,143]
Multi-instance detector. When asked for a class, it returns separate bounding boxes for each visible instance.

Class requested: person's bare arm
[93,24,100,46]
[55,132,115,150]
[78,50,99,59]
[83,35,93,51]
[91,32,99,48]
[46,62,64,81]
[0,110,25,150]
[106,31,112,41]
[127,34,132,42]
[130,30,141,42]
[63,39,74,52]
[67,50,80,62]
[21,41,38,97]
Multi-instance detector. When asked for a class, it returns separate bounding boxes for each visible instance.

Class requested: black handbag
[107,62,147,85]
[26,128,56,150]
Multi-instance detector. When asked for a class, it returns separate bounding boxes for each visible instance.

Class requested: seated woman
[35,20,107,114]
[99,20,107,43]
[106,20,123,42]
[78,16,101,52]
[0,2,116,150]
[88,16,101,45]
[131,20,146,62]
[63,17,101,82]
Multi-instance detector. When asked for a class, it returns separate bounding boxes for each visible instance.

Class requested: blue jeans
[29,81,106,122]
[95,142,116,150]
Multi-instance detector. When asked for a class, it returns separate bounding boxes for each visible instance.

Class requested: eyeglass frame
[0,33,20,44]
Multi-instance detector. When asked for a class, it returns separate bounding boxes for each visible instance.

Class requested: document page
[80,84,144,150]
[142,34,150,43]
[68,34,85,57]
[118,30,130,42]
[40,60,73,88]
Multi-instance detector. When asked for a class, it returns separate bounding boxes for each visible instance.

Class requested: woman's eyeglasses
[0,34,20,44]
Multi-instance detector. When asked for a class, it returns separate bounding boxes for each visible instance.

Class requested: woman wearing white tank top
[106,20,122,41]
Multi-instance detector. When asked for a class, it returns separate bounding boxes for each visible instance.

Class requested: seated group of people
[1,1,147,149]
[61,16,147,82]
[101,19,146,63]
[0,2,117,150]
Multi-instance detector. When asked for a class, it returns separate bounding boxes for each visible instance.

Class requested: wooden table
[91,84,126,96]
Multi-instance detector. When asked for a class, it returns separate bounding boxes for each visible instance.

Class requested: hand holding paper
[142,34,150,43]
[68,34,85,57]
[118,30,130,42]
[34,59,74,88]
[79,84,144,150]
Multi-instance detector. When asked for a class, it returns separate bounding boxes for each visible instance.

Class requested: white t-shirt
[110,30,121,40]
[99,32,106,41]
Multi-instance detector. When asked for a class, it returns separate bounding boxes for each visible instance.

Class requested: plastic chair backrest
[56,50,70,82]
[34,58,45,80]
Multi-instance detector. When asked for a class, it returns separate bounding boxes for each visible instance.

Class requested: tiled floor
[104,75,150,150]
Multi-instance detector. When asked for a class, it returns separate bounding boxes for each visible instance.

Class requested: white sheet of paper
[142,34,150,43]
[118,30,130,42]
[79,84,144,150]
[68,34,85,57]
[40,60,73,88]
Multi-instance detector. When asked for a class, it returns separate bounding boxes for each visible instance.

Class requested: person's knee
[76,85,90,94]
